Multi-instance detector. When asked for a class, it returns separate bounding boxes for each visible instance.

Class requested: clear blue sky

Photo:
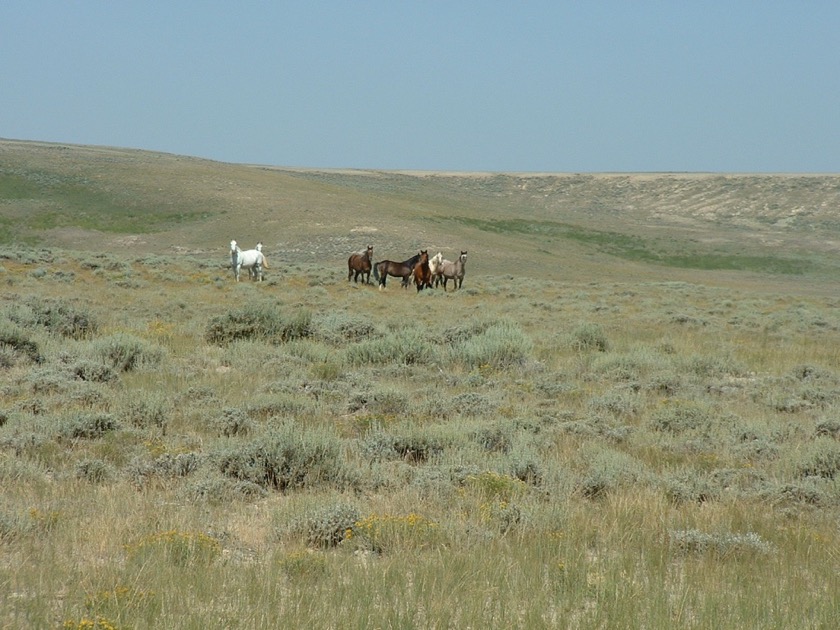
[2,2,838,172]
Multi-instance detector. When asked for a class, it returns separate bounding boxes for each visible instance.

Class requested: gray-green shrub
[205,302,312,345]
[216,423,352,491]
[93,333,164,371]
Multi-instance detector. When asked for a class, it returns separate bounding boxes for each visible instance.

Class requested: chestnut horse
[413,250,433,292]
[373,252,421,290]
[348,245,374,284]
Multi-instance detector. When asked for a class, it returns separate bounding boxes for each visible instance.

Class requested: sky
[2,2,839,173]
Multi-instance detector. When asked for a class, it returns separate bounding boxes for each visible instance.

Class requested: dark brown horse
[413,250,433,292]
[348,245,374,284]
[373,252,421,290]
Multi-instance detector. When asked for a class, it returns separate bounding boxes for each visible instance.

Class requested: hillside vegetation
[1,140,840,628]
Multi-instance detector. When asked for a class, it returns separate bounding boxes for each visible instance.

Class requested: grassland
[2,140,840,628]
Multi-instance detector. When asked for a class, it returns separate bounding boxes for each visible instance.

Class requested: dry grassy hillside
[2,139,839,291]
[4,140,840,628]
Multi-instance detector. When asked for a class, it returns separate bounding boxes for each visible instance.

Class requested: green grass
[0,169,213,240]
[446,216,813,274]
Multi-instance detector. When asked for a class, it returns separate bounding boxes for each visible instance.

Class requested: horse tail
[261,253,268,269]
[373,262,380,281]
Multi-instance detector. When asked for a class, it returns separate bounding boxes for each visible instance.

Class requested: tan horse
[439,251,467,291]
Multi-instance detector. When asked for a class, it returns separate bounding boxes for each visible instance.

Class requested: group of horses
[230,239,467,292]
[348,246,468,292]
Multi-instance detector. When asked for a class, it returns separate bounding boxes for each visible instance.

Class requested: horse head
[256,242,263,252]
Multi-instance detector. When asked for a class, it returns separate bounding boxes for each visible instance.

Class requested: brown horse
[348,245,374,284]
[373,252,421,289]
[413,250,433,292]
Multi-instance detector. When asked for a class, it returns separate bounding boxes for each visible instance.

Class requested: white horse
[438,250,467,291]
[230,240,269,282]
[429,252,444,287]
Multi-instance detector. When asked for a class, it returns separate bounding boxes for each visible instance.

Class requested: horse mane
[402,252,421,268]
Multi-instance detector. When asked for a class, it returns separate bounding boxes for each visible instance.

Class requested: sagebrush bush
[314,312,379,344]
[669,529,774,558]
[123,394,170,430]
[75,458,113,484]
[0,323,41,364]
[69,358,118,384]
[59,412,118,440]
[662,469,720,504]
[570,322,610,352]
[649,399,714,434]
[305,502,360,548]
[795,439,840,479]
[216,423,353,491]
[205,302,312,345]
[359,426,448,463]
[93,333,164,372]
[346,328,435,366]
[211,407,255,437]
[12,297,98,339]
[126,452,201,487]
[450,320,533,369]
[180,474,268,504]
[578,447,650,499]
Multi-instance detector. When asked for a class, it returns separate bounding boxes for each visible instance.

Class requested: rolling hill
[2,138,839,292]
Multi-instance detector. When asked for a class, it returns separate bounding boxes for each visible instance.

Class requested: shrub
[211,407,255,437]
[205,303,312,345]
[815,418,840,439]
[359,427,447,464]
[795,439,840,479]
[0,324,41,364]
[305,503,361,548]
[75,458,113,484]
[126,452,201,488]
[471,422,514,453]
[180,475,268,504]
[93,333,164,372]
[314,312,378,344]
[662,470,720,504]
[216,423,352,492]
[70,359,118,384]
[14,298,98,339]
[649,399,713,434]
[346,328,435,366]
[59,413,118,440]
[123,395,170,430]
[450,320,533,369]
[668,529,773,558]
[570,323,609,352]
[578,448,649,499]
